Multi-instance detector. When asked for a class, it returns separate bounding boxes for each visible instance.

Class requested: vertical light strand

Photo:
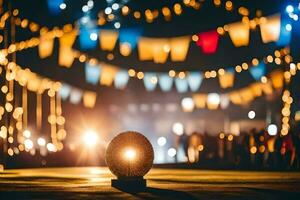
[36,93,42,131]
[50,93,57,145]
[22,86,27,129]
[56,92,62,116]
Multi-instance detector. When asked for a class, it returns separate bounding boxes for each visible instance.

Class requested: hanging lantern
[249,62,266,81]
[229,92,242,105]
[59,29,78,67]
[69,88,82,104]
[99,29,119,51]
[192,94,207,108]
[227,21,250,47]
[119,28,142,56]
[187,72,203,92]
[260,14,281,43]
[220,94,230,109]
[276,16,292,46]
[39,33,54,59]
[207,93,220,110]
[175,78,188,93]
[47,0,63,15]
[170,36,190,62]
[270,70,284,89]
[59,83,71,100]
[181,97,195,112]
[138,37,154,61]
[114,70,129,89]
[143,73,158,91]
[196,30,219,54]
[83,91,97,108]
[240,88,254,104]
[261,82,273,95]
[158,73,173,92]
[85,63,101,85]
[218,69,235,88]
[250,83,263,97]
[79,28,98,50]
[100,64,119,86]
[152,39,170,63]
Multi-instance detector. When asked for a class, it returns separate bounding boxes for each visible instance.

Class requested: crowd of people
[176,128,300,170]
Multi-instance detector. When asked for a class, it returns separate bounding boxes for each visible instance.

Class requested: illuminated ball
[105,131,154,178]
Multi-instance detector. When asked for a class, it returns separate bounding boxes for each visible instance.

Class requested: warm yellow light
[83,130,98,147]
[168,70,176,77]
[128,69,136,77]
[24,139,33,150]
[228,134,234,141]
[250,146,257,154]
[124,148,136,161]
[23,129,31,138]
[37,137,46,146]
[219,133,225,139]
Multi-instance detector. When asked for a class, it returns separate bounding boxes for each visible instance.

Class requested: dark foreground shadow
[115,186,198,200]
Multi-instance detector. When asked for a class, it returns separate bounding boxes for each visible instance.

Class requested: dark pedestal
[111,177,146,193]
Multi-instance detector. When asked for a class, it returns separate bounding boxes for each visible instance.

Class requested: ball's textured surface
[106,131,154,178]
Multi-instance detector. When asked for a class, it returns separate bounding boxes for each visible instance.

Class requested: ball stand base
[111,178,146,193]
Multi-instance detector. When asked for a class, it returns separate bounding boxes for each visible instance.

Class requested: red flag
[196,30,219,54]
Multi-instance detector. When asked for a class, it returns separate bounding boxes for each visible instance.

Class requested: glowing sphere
[181,97,195,112]
[83,130,98,146]
[37,137,46,146]
[167,148,177,157]
[157,136,167,147]
[248,110,256,119]
[24,139,33,150]
[267,124,278,136]
[105,131,154,178]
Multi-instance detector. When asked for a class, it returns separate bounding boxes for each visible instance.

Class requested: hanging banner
[138,37,155,61]
[99,29,119,51]
[39,33,54,59]
[79,28,98,50]
[192,94,207,108]
[69,88,82,104]
[143,73,158,91]
[220,94,230,109]
[85,63,101,85]
[240,88,254,104]
[260,14,281,43]
[83,91,97,108]
[153,39,170,63]
[196,30,219,54]
[187,72,203,92]
[59,83,71,100]
[100,64,119,86]
[270,70,284,89]
[219,68,235,88]
[249,62,266,80]
[170,36,190,62]
[114,70,129,89]
[175,78,189,93]
[229,92,242,105]
[158,73,173,92]
[227,22,250,47]
[119,28,142,56]
[250,83,263,97]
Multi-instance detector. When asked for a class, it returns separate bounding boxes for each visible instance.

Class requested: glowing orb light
[157,136,167,147]
[248,110,256,119]
[267,124,278,136]
[172,122,184,136]
[105,131,154,191]
[83,130,98,146]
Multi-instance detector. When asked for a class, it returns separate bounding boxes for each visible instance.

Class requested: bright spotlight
[286,5,294,13]
[37,137,46,146]
[267,124,278,136]
[157,137,167,147]
[124,148,136,161]
[172,122,184,136]
[24,139,33,150]
[168,148,177,157]
[23,129,31,138]
[285,24,292,31]
[248,111,256,119]
[83,130,98,146]
[90,32,98,41]
[47,143,56,152]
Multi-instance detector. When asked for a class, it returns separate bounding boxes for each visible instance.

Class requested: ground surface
[0,167,300,200]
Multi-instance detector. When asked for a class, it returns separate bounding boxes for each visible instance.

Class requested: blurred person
[188,132,202,163]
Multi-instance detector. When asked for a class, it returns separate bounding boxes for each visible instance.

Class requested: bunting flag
[59,83,71,100]
[276,16,292,46]
[218,68,235,88]
[119,28,142,56]
[270,70,284,89]
[158,73,173,92]
[227,22,250,47]
[249,62,266,80]
[170,36,190,61]
[196,30,219,54]
[175,78,189,93]
[79,28,98,50]
[85,63,101,85]
[138,37,155,61]
[187,72,203,92]
[114,70,129,89]
[69,88,83,104]
[39,33,54,59]
[59,29,78,67]
[143,73,158,91]
[100,64,118,86]
[83,91,97,108]
[260,14,281,43]
[99,29,119,51]
[47,0,63,15]
[192,94,207,108]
